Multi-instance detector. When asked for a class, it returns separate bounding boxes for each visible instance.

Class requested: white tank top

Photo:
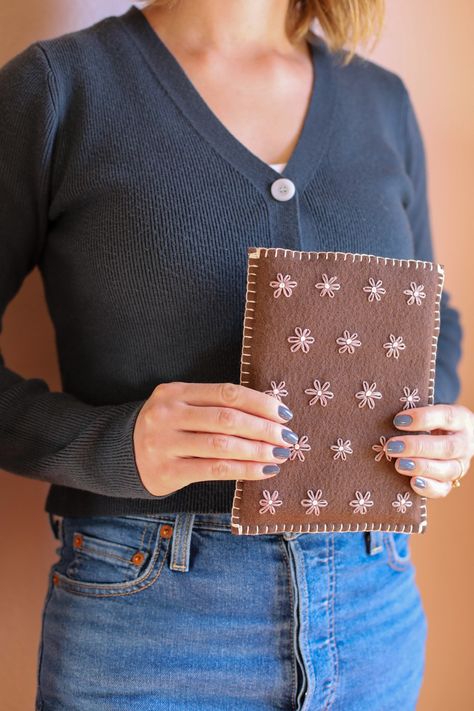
[269,162,286,173]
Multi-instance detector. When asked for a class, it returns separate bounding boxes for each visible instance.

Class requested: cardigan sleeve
[0,42,158,499]
[402,86,463,405]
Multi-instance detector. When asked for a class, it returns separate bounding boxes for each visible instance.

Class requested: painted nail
[273,447,290,459]
[394,414,413,427]
[398,458,416,471]
[281,428,299,445]
[278,405,293,421]
[262,465,280,475]
[386,440,405,454]
[414,477,426,489]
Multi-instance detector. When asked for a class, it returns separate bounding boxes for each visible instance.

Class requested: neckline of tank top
[269,162,287,172]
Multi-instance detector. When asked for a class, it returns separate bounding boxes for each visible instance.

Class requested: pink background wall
[0,2,472,708]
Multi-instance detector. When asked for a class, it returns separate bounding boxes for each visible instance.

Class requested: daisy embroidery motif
[372,436,393,462]
[315,273,341,298]
[336,330,362,354]
[304,379,334,406]
[399,386,420,410]
[391,492,413,514]
[363,277,386,302]
[350,491,374,515]
[301,489,328,516]
[263,380,289,401]
[403,282,426,306]
[383,334,406,359]
[330,438,353,461]
[269,273,298,298]
[258,490,283,515]
[287,327,315,353]
[355,381,383,409]
[289,435,311,462]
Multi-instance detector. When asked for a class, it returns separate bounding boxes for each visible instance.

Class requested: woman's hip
[36,511,427,710]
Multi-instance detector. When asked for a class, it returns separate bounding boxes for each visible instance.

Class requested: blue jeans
[36,511,427,710]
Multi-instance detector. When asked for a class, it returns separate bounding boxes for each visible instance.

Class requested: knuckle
[263,417,276,441]
[219,382,241,405]
[252,439,266,460]
[423,458,434,476]
[444,404,456,427]
[216,407,237,430]
[142,407,158,429]
[412,437,424,457]
[211,459,232,479]
[444,436,459,459]
[209,434,231,453]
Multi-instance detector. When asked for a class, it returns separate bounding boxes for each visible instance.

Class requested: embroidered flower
[330,438,353,461]
[391,492,413,514]
[399,386,421,410]
[355,381,383,409]
[350,491,374,515]
[264,380,289,401]
[372,436,393,462]
[288,434,311,462]
[301,489,328,515]
[269,272,298,298]
[304,379,334,406]
[258,489,283,515]
[403,282,426,306]
[287,327,315,353]
[383,334,406,359]
[336,330,362,354]
[315,273,341,298]
[363,277,386,302]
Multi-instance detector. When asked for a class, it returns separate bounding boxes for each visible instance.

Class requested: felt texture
[231,247,444,536]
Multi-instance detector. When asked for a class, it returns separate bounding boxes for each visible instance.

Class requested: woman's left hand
[385,404,474,497]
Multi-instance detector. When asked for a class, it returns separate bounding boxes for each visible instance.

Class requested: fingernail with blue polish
[262,465,280,475]
[281,428,298,445]
[398,458,416,471]
[394,414,413,427]
[278,405,293,421]
[386,440,405,453]
[414,477,426,489]
[273,447,290,459]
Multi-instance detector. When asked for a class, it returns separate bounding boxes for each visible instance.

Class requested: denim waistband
[48,511,385,573]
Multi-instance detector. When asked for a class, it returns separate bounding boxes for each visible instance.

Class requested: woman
[0,1,472,709]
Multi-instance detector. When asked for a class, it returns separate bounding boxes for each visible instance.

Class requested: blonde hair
[139,0,385,64]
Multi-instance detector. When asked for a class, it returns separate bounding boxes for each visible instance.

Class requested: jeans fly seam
[296,542,314,710]
[277,536,298,711]
[324,533,340,710]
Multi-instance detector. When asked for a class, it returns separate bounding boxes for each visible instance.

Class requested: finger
[385,432,467,460]
[410,475,453,499]
[169,431,294,463]
[166,381,295,423]
[168,456,285,487]
[394,456,468,483]
[392,403,470,434]
[176,403,299,448]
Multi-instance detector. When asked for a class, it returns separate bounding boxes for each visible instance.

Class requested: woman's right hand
[133,381,299,497]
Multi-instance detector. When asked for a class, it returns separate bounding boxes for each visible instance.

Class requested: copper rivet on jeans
[73,534,83,549]
[52,573,59,586]
[160,525,173,539]
[131,551,145,565]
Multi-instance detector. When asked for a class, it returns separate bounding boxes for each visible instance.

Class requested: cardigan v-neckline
[118,4,337,198]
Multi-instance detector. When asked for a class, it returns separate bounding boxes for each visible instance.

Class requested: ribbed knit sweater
[0,4,463,517]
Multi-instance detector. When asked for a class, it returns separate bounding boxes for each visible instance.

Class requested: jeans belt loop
[367,530,384,555]
[169,513,195,573]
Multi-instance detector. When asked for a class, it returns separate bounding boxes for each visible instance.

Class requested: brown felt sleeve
[231,248,444,536]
